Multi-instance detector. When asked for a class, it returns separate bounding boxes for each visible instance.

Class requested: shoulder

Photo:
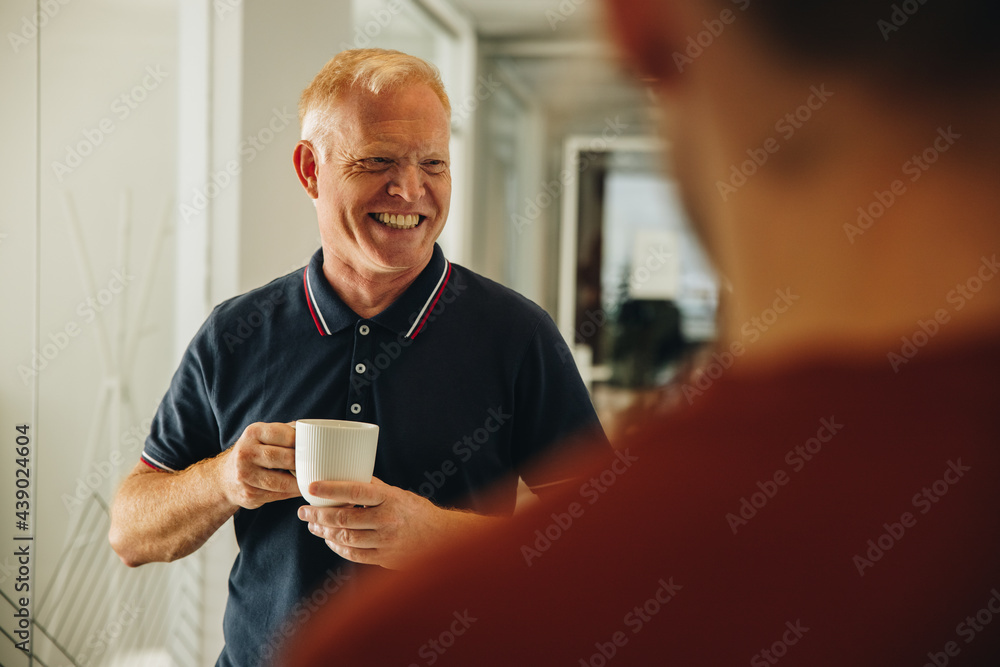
[447,263,553,333]
[209,268,303,326]
[188,267,305,359]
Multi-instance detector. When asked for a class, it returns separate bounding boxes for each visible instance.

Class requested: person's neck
[321,250,431,320]
[715,104,1000,373]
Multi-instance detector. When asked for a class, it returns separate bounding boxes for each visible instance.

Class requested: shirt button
[359,324,370,335]
[355,363,367,374]
[350,403,361,415]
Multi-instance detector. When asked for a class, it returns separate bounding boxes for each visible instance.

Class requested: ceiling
[448,0,653,141]
[450,0,603,38]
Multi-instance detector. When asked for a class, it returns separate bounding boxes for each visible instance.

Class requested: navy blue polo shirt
[141,244,608,667]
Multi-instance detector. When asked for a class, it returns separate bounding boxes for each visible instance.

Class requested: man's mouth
[371,213,424,230]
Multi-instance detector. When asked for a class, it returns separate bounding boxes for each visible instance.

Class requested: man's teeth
[375,213,420,229]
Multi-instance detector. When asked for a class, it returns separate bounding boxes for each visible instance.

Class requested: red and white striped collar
[303,245,453,340]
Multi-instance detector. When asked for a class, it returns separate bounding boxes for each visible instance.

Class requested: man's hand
[216,422,300,510]
[297,477,499,570]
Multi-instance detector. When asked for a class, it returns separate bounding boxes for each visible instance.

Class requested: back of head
[605,0,1000,359]
[299,48,451,156]
[736,0,1000,93]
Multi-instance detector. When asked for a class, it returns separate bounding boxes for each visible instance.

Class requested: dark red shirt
[282,336,1000,666]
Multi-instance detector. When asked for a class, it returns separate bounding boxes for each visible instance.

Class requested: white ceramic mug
[294,419,379,506]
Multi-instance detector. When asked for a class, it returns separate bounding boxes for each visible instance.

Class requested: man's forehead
[354,134,450,156]
[346,84,448,121]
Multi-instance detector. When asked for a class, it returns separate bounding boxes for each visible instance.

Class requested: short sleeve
[141,316,222,472]
[509,312,611,490]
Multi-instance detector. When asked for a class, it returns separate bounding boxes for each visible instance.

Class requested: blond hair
[299,49,451,155]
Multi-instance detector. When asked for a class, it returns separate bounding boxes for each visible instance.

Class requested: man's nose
[387,164,425,201]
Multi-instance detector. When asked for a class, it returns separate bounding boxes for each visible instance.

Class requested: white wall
[1,0,186,664]
[235,2,351,295]
[0,2,39,660]
[473,58,550,307]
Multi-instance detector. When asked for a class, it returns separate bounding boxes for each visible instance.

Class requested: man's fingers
[236,469,299,504]
[243,421,296,448]
[324,540,380,566]
[307,480,385,507]
[305,522,379,548]
[255,469,299,494]
[232,441,296,476]
[257,444,296,472]
[228,472,300,510]
[298,504,378,530]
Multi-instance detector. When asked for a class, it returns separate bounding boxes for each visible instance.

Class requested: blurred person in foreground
[109,49,607,666]
[281,1,1000,665]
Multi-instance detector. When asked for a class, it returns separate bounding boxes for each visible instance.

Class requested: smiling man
[108,49,607,667]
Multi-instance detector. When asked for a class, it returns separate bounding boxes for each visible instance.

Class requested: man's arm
[109,422,300,567]
[512,315,613,497]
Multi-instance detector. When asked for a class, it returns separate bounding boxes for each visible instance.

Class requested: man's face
[306,83,451,277]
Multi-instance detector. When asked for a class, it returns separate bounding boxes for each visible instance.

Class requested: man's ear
[293,140,320,199]
[603,0,687,85]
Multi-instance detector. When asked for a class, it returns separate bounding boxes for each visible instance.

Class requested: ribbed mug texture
[295,420,379,506]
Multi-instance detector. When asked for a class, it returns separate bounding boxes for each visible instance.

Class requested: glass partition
[557,138,719,438]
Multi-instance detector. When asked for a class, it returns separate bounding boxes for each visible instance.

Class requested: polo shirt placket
[350,320,373,418]
[301,247,453,424]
